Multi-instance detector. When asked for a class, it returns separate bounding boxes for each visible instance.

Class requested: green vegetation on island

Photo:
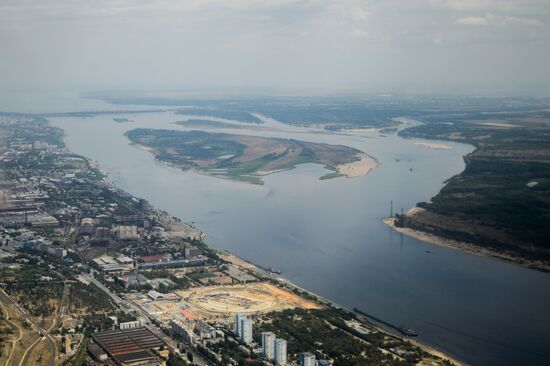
[125,128,368,184]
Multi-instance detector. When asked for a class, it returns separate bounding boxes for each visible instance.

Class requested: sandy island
[131,135,378,181]
[134,143,155,153]
[383,208,550,272]
[470,120,520,128]
[337,153,378,177]
[414,141,452,150]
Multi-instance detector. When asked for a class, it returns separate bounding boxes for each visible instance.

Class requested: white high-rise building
[235,313,245,337]
[262,332,276,359]
[274,338,287,366]
[300,352,316,366]
[240,317,253,344]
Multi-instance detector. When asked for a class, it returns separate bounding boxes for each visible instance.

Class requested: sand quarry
[176,283,319,319]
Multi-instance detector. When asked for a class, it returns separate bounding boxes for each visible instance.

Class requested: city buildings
[274,338,287,366]
[184,246,201,258]
[24,240,66,258]
[119,318,146,330]
[235,313,253,344]
[300,352,316,366]
[235,313,245,337]
[92,255,125,273]
[241,317,253,344]
[138,257,205,270]
[172,319,195,343]
[116,225,139,240]
[79,217,94,235]
[262,331,276,360]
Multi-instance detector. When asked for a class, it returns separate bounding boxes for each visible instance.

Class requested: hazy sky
[1,0,550,95]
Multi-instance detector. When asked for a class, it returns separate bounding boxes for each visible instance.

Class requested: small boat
[399,327,418,337]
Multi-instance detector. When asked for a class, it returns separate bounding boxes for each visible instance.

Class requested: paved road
[59,281,71,317]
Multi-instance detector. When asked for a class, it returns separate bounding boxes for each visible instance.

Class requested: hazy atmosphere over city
[1,0,550,94]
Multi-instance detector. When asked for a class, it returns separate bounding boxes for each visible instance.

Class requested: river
[42,103,550,366]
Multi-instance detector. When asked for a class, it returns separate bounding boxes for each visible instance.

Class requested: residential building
[300,352,316,366]
[241,317,253,344]
[235,313,245,337]
[172,319,195,343]
[196,321,217,339]
[262,332,276,360]
[274,338,287,366]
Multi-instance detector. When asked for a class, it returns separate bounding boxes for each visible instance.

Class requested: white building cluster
[262,331,288,365]
[235,313,253,344]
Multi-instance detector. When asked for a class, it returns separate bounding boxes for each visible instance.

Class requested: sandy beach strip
[337,153,378,177]
[133,143,155,153]
[414,141,452,150]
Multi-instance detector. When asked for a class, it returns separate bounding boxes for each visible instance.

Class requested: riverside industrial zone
[0,114,458,366]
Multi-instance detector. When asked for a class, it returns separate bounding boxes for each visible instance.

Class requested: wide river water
[46,105,550,366]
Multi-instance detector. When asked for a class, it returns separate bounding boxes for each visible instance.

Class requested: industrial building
[93,255,126,273]
[116,225,139,240]
[90,226,112,246]
[184,246,201,258]
[78,217,94,236]
[138,257,205,270]
[140,253,172,263]
[120,318,147,330]
[90,327,166,366]
[114,214,149,227]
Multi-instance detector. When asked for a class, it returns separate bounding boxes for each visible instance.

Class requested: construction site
[176,282,320,320]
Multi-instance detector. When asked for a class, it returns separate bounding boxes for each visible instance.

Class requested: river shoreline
[219,252,466,366]
[383,216,550,273]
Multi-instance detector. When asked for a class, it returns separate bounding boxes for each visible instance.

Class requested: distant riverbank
[383,211,550,272]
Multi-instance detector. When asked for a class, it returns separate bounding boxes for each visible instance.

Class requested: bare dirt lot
[176,282,319,319]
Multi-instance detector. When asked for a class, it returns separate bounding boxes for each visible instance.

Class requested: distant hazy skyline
[1,0,550,95]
